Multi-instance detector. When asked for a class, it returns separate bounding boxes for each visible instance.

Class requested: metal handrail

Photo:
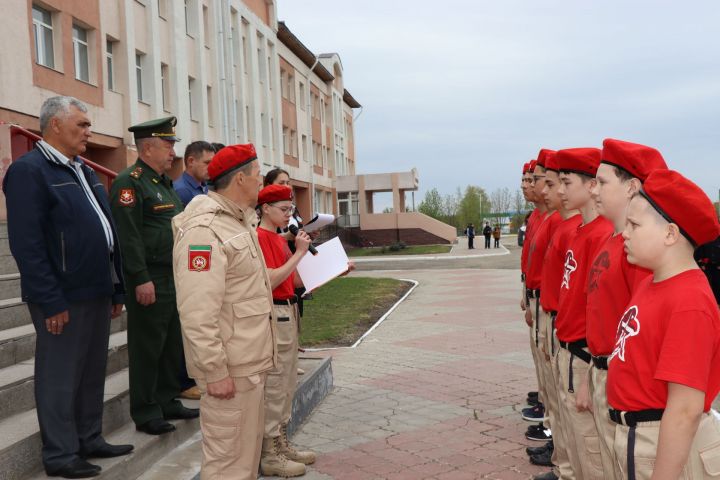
[6,123,118,179]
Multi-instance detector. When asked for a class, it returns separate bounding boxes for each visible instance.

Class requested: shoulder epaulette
[129,167,143,179]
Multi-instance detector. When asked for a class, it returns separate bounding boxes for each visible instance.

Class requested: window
[158,0,168,18]
[202,6,210,47]
[320,98,325,123]
[280,69,287,99]
[242,35,248,73]
[188,77,197,120]
[160,63,169,111]
[282,127,289,154]
[106,38,115,91]
[32,5,54,68]
[301,135,308,162]
[287,73,295,103]
[72,25,90,82]
[261,112,268,147]
[299,82,306,110]
[207,86,214,126]
[290,130,297,157]
[135,52,145,102]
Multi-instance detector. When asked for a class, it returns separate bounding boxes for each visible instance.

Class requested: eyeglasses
[271,204,296,215]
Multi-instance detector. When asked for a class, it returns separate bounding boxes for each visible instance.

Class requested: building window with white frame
[287,73,295,103]
[301,135,307,162]
[299,82,306,110]
[32,5,54,68]
[207,86,214,126]
[136,52,145,102]
[72,25,90,83]
[106,38,115,91]
[282,127,289,155]
[158,0,168,19]
[188,77,197,120]
[160,63,170,111]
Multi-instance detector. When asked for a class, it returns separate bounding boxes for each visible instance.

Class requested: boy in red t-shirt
[527,151,582,479]
[554,148,613,480]
[575,139,668,479]
[256,184,313,478]
[607,170,720,480]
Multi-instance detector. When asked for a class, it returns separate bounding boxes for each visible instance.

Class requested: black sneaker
[530,450,554,467]
[528,391,539,398]
[526,426,552,442]
[526,441,553,456]
[522,404,548,422]
[533,471,559,480]
[526,395,540,406]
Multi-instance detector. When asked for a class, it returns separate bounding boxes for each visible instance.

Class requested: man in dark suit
[3,96,133,478]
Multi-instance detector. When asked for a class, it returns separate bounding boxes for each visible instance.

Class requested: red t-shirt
[607,269,720,412]
[522,209,543,274]
[586,234,651,356]
[556,215,613,342]
[540,214,582,313]
[526,211,562,290]
[256,227,295,300]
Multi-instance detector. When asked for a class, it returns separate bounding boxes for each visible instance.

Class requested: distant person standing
[493,224,501,248]
[173,140,214,208]
[465,223,475,249]
[483,222,492,248]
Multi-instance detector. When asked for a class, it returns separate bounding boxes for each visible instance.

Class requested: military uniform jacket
[172,192,277,382]
[109,159,183,286]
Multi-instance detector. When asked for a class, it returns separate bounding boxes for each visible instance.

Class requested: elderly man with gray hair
[2,96,132,478]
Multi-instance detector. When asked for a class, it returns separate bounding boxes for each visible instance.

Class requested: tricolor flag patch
[188,245,212,271]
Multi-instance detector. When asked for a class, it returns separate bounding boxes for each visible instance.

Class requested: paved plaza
[291,264,547,480]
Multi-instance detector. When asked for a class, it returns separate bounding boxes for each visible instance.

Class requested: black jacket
[3,145,125,317]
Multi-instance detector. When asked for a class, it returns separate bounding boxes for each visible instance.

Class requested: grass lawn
[299,277,412,347]
[347,244,452,257]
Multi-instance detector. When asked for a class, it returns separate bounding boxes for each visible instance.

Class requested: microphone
[288,225,318,256]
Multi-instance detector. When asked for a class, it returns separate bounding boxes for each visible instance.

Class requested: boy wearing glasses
[256,184,314,478]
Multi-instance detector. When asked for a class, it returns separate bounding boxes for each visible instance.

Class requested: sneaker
[527,391,539,398]
[525,426,552,442]
[522,404,548,422]
[533,471,559,480]
[525,423,545,434]
[526,395,540,406]
[526,441,553,456]
[530,450,554,467]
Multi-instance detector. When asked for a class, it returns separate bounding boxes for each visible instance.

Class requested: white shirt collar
[39,140,75,166]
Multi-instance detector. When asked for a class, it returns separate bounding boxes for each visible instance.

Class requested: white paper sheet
[302,213,335,233]
[296,237,349,292]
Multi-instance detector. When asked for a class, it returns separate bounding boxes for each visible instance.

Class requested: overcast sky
[278,1,720,204]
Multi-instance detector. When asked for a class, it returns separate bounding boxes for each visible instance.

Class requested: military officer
[110,117,199,435]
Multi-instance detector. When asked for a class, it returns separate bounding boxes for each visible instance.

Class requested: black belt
[609,408,664,480]
[559,338,591,364]
[526,288,540,299]
[592,355,608,370]
[273,296,298,306]
[608,408,664,427]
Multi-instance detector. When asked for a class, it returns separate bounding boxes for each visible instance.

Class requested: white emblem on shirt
[561,250,577,289]
[157,192,163,201]
[610,305,640,362]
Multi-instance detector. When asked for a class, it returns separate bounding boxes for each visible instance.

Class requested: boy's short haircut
[610,165,634,182]
[559,170,595,183]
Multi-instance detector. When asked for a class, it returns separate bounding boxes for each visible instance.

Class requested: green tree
[418,188,444,219]
[457,186,489,229]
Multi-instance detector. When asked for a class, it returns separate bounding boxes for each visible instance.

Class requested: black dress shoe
[136,418,176,435]
[530,450,554,467]
[47,458,101,478]
[164,406,200,420]
[526,440,553,456]
[533,471,559,480]
[82,442,134,459]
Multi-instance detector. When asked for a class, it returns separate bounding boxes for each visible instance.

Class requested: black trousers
[494,238,500,248]
[468,236,474,249]
[29,297,112,472]
[484,235,491,248]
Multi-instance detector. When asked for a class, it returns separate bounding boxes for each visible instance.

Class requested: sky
[277,1,720,205]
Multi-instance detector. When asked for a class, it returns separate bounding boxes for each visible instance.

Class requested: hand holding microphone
[288,225,318,256]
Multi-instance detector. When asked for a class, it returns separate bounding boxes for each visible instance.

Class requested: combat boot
[279,423,316,465]
[260,436,306,477]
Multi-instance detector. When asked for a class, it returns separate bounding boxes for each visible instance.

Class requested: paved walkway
[291,268,546,480]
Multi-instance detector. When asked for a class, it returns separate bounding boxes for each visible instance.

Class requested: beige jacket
[172,191,277,383]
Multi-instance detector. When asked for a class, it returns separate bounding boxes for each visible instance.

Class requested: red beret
[257,184,293,205]
[536,149,556,168]
[529,160,537,172]
[208,144,257,182]
[556,148,601,177]
[545,151,560,172]
[640,169,720,247]
[601,139,668,182]
[522,162,530,174]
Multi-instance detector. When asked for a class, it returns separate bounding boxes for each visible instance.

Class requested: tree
[418,188,443,219]
[513,189,527,214]
[490,187,512,216]
[457,186,489,228]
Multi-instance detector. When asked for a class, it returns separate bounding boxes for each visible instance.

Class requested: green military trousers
[125,268,183,426]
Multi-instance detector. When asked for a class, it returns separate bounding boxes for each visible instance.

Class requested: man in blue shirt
[173,141,215,207]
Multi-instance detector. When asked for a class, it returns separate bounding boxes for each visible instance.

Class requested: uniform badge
[118,189,136,207]
[612,305,640,362]
[129,167,143,179]
[157,192,163,201]
[188,245,212,271]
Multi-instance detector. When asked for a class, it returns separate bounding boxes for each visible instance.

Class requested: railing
[6,123,118,183]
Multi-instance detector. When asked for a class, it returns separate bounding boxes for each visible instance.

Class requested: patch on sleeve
[118,189,136,207]
[188,245,212,271]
